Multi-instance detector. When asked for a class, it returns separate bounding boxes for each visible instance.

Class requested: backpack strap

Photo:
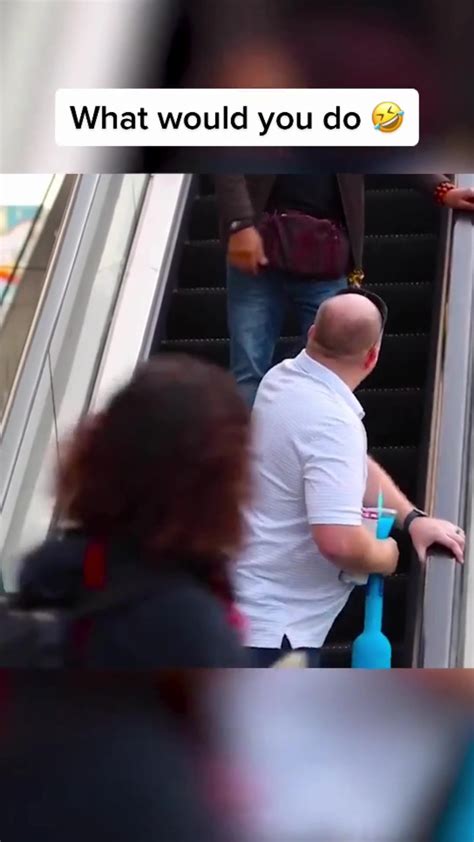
[72,540,160,620]
[83,539,106,590]
[68,539,161,666]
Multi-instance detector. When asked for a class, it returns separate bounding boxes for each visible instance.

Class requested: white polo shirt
[234,350,368,648]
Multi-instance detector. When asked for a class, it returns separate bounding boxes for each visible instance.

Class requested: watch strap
[229,218,254,235]
[403,508,427,532]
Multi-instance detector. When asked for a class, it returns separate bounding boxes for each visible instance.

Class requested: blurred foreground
[0,670,472,841]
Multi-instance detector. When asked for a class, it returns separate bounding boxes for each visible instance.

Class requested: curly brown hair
[57,355,251,571]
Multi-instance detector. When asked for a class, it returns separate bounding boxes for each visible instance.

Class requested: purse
[258,210,351,280]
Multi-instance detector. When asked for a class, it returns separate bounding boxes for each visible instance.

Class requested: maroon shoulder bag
[258,210,351,280]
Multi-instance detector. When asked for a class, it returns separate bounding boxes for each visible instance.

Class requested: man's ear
[364,345,379,370]
[307,324,316,344]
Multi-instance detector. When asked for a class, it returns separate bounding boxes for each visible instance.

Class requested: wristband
[434,181,456,206]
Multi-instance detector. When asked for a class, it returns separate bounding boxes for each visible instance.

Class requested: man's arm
[364,456,413,527]
[214,175,255,235]
[304,419,399,576]
[364,456,465,563]
[214,175,268,274]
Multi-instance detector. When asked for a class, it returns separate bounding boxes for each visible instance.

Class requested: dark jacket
[215,174,446,270]
[18,532,246,668]
[0,676,226,842]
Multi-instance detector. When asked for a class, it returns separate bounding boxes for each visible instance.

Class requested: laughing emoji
[372,102,404,133]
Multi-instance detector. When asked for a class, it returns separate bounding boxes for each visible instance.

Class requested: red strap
[72,540,107,665]
[83,539,106,590]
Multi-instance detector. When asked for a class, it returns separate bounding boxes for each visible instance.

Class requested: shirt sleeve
[302,414,367,526]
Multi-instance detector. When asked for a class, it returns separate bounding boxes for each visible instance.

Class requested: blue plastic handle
[351,512,395,669]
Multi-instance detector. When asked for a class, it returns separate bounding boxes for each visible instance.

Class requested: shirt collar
[294,351,365,419]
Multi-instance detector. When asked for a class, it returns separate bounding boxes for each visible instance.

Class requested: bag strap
[71,540,160,620]
[272,213,291,269]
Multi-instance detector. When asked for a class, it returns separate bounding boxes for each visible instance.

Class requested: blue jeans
[226,265,347,407]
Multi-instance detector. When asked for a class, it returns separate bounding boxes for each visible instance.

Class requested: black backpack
[0,532,163,669]
[0,575,158,668]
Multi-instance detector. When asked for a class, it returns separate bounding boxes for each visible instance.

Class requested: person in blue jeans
[227,263,347,408]
[224,175,350,408]
[215,173,474,407]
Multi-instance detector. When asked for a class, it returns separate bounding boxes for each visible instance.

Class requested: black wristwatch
[403,508,427,533]
[229,218,254,235]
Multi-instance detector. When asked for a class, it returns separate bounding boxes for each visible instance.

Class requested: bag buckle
[348,267,365,287]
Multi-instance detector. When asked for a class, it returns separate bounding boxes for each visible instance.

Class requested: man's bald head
[309,292,383,360]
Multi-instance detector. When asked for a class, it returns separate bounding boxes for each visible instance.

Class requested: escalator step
[369,446,418,502]
[189,189,439,241]
[198,175,215,196]
[366,190,440,235]
[357,388,424,446]
[159,335,297,366]
[197,173,441,202]
[365,174,434,190]
[159,334,429,389]
[364,335,429,389]
[179,234,439,290]
[166,282,432,338]
[321,642,404,668]
[364,234,438,285]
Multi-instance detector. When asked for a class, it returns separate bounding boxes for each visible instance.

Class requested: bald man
[233,289,464,667]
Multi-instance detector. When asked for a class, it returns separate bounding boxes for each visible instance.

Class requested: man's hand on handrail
[409,518,465,564]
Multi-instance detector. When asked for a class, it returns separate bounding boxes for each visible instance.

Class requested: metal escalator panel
[157,173,445,667]
[0,175,150,589]
[0,176,77,423]
[417,173,474,668]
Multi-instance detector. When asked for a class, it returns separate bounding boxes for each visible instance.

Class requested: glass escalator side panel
[0,175,76,422]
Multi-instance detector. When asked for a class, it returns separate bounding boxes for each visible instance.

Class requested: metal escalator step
[365,335,429,389]
[167,282,433,338]
[201,174,441,194]
[198,173,441,200]
[198,175,214,196]
[189,189,440,241]
[369,446,418,502]
[357,388,423,446]
[365,282,433,330]
[365,189,440,235]
[159,334,429,389]
[180,240,225,289]
[159,335,297,367]
[321,642,405,668]
[179,234,439,290]
[364,234,438,284]
[188,195,218,240]
[365,174,431,190]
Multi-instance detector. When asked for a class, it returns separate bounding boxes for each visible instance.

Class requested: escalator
[0,176,76,421]
[155,174,443,667]
[0,175,150,588]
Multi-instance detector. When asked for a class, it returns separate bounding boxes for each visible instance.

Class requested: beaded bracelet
[434,181,456,205]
